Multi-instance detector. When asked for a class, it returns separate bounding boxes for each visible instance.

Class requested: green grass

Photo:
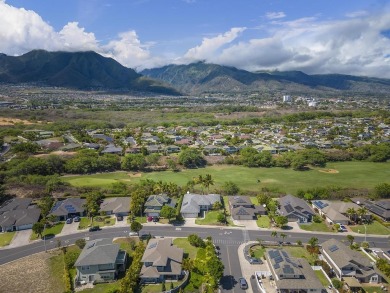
[314,270,330,287]
[173,238,199,259]
[283,246,318,265]
[362,286,386,293]
[350,221,390,235]
[62,162,390,194]
[195,210,224,225]
[31,222,65,240]
[250,245,266,258]
[0,232,15,247]
[256,215,271,228]
[141,281,181,293]
[113,238,138,255]
[48,251,66,292]
[299,222,334,233]
[78,216,116,230]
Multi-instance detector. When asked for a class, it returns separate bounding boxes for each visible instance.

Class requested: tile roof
[180,193,220,214]
[75,239,120,266]
[100,197,131,214]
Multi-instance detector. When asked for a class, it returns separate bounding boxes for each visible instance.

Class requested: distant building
[282,95,292,103]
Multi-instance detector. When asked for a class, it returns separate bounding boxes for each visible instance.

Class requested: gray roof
[321,201,360,214]
[180,193,220,214]
[278,195,314,219]
[140,238,183,278]
[144,194,170,207]
[101,144,122,153]
[0,206,41,228]
[229,196,252,207]
[266,249,324,290]
[50,198,86,217]
[321,238,372,269]
[0,198,33,213]
[100,197,131,214]
[75,239,120,266]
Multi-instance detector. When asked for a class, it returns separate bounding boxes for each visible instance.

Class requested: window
[81,266,90,270]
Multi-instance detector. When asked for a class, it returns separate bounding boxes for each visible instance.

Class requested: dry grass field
[0,250,65,293]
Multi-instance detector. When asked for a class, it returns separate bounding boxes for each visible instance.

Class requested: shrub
[332,278,343,289]
[313,215,322,223]
[75,239,86,249]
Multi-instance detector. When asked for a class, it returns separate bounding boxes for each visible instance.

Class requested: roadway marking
[226,245,235,293]
[175,228,181,231]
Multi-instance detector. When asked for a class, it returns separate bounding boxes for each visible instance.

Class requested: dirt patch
[34,151,77,158]
[261,179,280,183]
[0,251,64,293]
[128,172,142,178]
[318,169,339,174]
[0,117,40,125]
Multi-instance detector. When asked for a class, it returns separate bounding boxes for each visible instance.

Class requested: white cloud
[266,11,286,20]
[59,22,99,51]
[183,27,246,61]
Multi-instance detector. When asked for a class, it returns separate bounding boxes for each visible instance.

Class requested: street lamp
[43,223,47,252]
[364,223,367,243]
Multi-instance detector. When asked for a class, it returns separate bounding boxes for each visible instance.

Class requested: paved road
[0,225,388,293]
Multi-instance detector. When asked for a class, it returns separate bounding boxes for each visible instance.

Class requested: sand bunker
[318,169,339,174]
[128,172,142,178]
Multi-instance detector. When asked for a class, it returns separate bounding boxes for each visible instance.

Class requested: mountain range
[142,62,390,96]
[0,50,179,95]
[1,50,390,97]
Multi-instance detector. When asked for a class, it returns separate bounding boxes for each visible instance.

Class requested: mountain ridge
[0,50,180,95]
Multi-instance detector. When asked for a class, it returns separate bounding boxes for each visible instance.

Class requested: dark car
[116,215,123,221]
[152,217,159,222]
[239,278,248,289]
[249,258,263,264]
[73,216,80,222]
[66,218,73,224]
[89,226,101,232]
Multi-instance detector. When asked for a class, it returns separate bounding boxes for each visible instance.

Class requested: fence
[161,271,190,293]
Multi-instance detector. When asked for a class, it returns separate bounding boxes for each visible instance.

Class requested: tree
[188,234,205,248]
[280,233,287,242]
[32,221,45,239]
[130,221,143,235]
[121,154,147,171]
[160,205,176,223]
[37,196,54,218]
[308,237,318,248]
[213,201,222,210]
[357,207,368,224]
[217,212,226,224]
[84,191,103,224]
[222,181,240,195]
[202,174,214,193]
[182,258,194,271]
[271,231,278,238]
[374,183,390,199]
[346,207,356,222]
[274,215,288,228]
[178,148,206,168]
[75,239,86,249]
[347,235,355,246]
[304,193,314,202]
[332,278,343,289]
[257,193,271,206]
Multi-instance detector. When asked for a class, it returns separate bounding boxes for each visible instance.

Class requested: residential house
[180,193,221,218]
[312,200,361,225]
[100,197,131,217]
[0,198,41,232]
[75,238,127,284]
[101,144,123,154]
[361,199,390,222]
[50,198,86,221]
[278,195,314,223]
[92,134,113,143]
[140,238,184,283]
[266,248,325,293]
[228,196,266,220]
[321,238,383,284]
[165,145,181,154]
[144,194,176,217]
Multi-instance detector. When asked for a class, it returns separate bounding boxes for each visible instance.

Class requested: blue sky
[1,0,390,77]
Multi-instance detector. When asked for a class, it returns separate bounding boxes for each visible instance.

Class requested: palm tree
[202,174,214,193]
[357,207,368,224]
[346,207,356,223]
[280,233,287,242]
[271,231,278,238]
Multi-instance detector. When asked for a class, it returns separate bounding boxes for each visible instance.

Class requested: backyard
[173,237,199,259]
[62,161,390,194]
[0,231,15,247]
[195,210,224,225]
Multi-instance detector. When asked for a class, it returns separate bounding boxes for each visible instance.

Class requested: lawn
[128,216,147,224]
[31,222,65,240]
[113,237,138,255]
[78,216,116,230]
[82,283,120,293]
[350,221,390,235]
[141,281,181,293]
[250,245,266,258]
[283,246,318,265]
[173,238,199,259]
[314,270,330,287]
[299,222,334,233]
[0,232,15,247]
[362,286,388,293]
[195,210,223,225]
[61,162,390,194]
[256,215,271,228]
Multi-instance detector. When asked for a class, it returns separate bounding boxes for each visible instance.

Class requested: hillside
[142,62,390,96]
[0,50,180,95]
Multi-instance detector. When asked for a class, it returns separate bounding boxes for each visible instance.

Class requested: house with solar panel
[266,248,325,292]
[140,238,184,284]
[50,198,86,221]
[312,200,362,225]
[321,238,383,284]
[278,195,314,223]
[143,194,176,218]
[354,199,390,222]
[75,238,127,284]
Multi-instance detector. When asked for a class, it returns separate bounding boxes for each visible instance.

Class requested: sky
[1,0,390,77]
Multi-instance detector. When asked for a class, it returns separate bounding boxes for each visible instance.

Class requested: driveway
[8,230,32,248]
[58,221,79,236]
[114,216,129,227]
[233,220,259,230]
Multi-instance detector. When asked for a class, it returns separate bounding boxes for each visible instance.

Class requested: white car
[129,231,138,236]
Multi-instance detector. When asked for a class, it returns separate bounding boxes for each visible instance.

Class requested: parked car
[152,217,159,222]
[140,233,154,240]
[129,231,138,236]
[73,216,80,222]
[249,258,263,264]
[117,215,123,221]
[66,218,73,224]
[239,278,248,289]
[89,226,101,232]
